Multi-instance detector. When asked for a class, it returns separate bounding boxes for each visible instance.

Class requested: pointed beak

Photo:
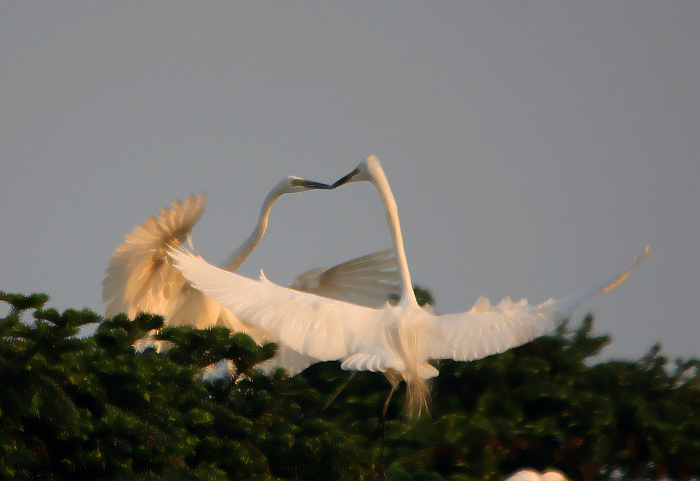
[292,179,333,190]
[331,168,360,189]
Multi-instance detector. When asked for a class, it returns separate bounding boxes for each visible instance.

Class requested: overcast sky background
[1,3,697,362]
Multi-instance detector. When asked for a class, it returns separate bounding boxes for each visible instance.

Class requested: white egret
[503,469,569,481]
[103,175,401,374]
[170,156,649,416]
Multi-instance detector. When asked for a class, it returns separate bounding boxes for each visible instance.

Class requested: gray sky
[1,3,697,361]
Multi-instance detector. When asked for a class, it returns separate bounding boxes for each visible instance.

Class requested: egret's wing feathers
[165,281,320,374]
[341,352,404,373]
[103,193,369,375]
[171,248,384,362]
[103,194,207,318]
[428,296,561,361]
[340,353,439,379]
[257,345,320,375]
[429,245,650,362]
[288,249,401,308]
[554,244,650,314]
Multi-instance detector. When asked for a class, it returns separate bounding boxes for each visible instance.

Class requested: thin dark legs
[322,372,357,411]
[377,384,397,480]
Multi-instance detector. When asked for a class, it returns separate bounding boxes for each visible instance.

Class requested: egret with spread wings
[171,156,649,415]
[103,175,401,375]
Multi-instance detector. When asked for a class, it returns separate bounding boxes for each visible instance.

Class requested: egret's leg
[323,372,357,411]
[383,384,396,420]
[378,384,397,480]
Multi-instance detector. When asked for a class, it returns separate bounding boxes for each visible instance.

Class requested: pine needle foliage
[0,291,698,480]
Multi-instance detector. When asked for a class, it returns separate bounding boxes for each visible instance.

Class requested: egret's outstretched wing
[103,194,207,318]
[428,246,650,361]
[553,244,650,314]
[288,249,401,308]
[427,296,562,361]
[171,248,384,362]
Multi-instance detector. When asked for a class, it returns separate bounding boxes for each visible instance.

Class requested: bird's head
[274,176,333,195]
[332,155,383,188]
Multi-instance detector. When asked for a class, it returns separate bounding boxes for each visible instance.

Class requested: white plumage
[171,156,649,416]
[503,469,569,481]
[103,175,401,375]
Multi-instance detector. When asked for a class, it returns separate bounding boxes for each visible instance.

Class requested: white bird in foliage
[103,175,401,374]
[171,156,649,416]
[503,469,569,481]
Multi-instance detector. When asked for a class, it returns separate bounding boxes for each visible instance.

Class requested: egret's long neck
[370,168,418,306]
[223,190,280,272]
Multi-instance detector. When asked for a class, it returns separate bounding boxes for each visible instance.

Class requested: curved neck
[223,190,281,272]
[369,166,418,306]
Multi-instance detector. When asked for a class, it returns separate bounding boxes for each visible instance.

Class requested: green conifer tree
[1,291,698,480]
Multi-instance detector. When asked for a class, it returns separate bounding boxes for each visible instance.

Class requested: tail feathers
[405,374,431,421]
[381,368,430,421]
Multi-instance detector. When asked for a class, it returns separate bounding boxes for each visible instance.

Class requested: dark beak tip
[300,180,332,189]
[331,169,359,189]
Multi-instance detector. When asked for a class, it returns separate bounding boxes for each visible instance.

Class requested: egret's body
[103,176,401,374]
[171,156,648,415]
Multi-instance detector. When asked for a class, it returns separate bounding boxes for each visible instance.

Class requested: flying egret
[170,156,649,416]
[103,175,401,374]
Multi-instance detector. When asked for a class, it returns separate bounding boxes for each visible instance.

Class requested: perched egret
[171,156,648,416]
[103,175,400,374]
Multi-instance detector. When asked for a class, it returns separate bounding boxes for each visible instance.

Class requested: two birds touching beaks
[104,155,649,419]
